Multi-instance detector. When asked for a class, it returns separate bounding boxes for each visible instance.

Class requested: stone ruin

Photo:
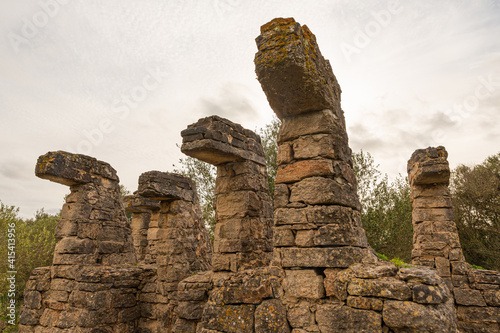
[408,146,500,332]
[18,17,499,333]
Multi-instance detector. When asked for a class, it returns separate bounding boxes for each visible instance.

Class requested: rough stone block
[482,290,500,306]
[123,194,160,213]
[451,261,470,276]
[469,269,500,285]
[314,224,368,247]
[274,207,308,225]
[305,205,358,226]
[181,116,265,166]
[454,288,487,306]
[36,151,118,185]
[433,257,451,277]
[292,133,346,160]
[456,305,500,323]
[138,171,196,202]
[286,301,315,328]
[316,304,382,333]
[397,266,441,285]
[347,296,384,311]
[294,230,315,247]
[412,284,448,304]
[412,208,454,224]
[273,226,295,247]
[383,300,457,332]
[254,299,290,333]
[277,142,293,165]
[255,18,341,119]
[289,177,360,209]
[347,277,411,301]
[349,263,398,279]
[275,159,334,184]
[172,318,197,333]
[413,196,452,209]
[175,301,205,320]
[277,109,344,143]
[283,269,325,299]
[407,146,450,186]
[202,303,255,333]
[214,191,261,219]
[274,184,290,208]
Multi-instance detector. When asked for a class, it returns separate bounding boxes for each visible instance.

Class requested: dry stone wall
[19,151,154,333]
[409,146,500,332]
[17,16,500,333]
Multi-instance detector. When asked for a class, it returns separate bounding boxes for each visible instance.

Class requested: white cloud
[0,0,499,217]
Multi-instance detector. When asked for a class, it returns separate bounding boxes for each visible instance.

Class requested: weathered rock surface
[182,115,273,273]
[255,17,342,119]
[20,17,500,333]
[123,193,160,263]
[20,151,153,332]
[409,146,500,332]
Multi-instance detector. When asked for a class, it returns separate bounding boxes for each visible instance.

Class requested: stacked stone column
[255,17,372,276]
[138,171,212,290]
[137,171,212,332]
[19,151,152,333]
[409,146,500,332]
[407,146,463,275]
[123,194,160,263]
[252,18,458,333]
[181,115,273,273]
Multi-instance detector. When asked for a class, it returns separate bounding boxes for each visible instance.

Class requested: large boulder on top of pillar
[138,171,197,202]
[181,115,265,166]
[36,151,118,186]
[254,17,342,119]
[123,194,160,213]
[407,146,450,186]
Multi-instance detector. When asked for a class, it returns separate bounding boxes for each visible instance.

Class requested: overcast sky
[1,0,499,218]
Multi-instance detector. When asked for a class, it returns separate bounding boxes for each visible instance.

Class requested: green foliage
[470,264,485,270]
[120,185,133,222]
[120,184,131,197]
[173,154,217,237]
[451,152,500,270]
[353,151,413,262]
[0,202,59,329]
[376,253,389,261]
[376,252,412,267]
[257,116,280,198]
[390,257,412,268]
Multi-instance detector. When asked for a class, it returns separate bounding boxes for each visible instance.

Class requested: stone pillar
[407,146,464,275]
[19,151,153,332]
[138,171,212,291]
[36,151,137,268]
[255,18,372,273]
[137,171,212,332]
[408,147,500,332]
[123,194,160,263]
[251,18,459,333]
[181,115,273,273]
